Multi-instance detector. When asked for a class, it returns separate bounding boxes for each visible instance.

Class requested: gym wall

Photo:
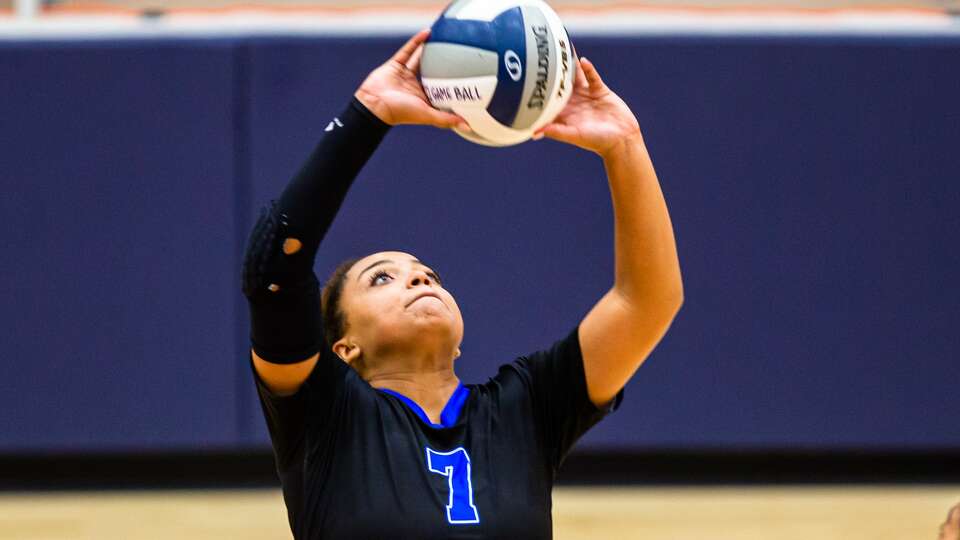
[2,35,958,454]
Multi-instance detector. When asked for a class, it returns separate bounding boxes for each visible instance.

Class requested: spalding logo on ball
[420,0,576,146]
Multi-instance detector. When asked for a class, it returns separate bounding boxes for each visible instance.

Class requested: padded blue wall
[0,40,241,451]
[1,35,958,453]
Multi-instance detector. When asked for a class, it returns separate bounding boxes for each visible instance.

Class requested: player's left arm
[535,57,683,407]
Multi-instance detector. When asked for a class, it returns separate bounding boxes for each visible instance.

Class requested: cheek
[443,292,464,321]
[348,289,402,328]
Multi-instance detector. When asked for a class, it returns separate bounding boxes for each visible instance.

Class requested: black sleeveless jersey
[253,325,621,539]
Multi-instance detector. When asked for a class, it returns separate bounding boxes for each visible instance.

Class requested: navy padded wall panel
[571,36,960,450]
[240,36,960,451]
[1,35,958,453]
[0,40,241,451]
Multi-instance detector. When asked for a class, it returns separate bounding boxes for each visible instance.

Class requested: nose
[406,269,434,288]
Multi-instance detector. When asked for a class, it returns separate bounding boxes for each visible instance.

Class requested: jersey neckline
[377,383,470,429]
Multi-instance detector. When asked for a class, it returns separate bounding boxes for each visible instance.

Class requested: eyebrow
[356,258,438,283]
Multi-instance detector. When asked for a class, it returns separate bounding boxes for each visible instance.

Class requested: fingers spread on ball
[406,44,425,73]
[574,57,589,90]
[393,29,430,66]
[580,57,605,89]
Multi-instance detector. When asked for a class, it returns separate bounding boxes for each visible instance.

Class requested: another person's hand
[533,57,642,159]
[356,29,468,131]
[939,502,960,540]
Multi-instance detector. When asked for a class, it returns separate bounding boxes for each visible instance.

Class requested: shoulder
[508,326,583,380]
[476,326,581,398]
[301,353,373,397]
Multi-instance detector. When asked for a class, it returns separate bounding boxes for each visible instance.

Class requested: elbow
[667,290,683,316]
[652,270,685,318]
[615,263,684,319]
[613,277,683,327]
[670,278,684,315]
[665,264,685,312]
[241,203,281,299]
[668,276,684,319]
[659,285,683,327]
[653,275,684,327]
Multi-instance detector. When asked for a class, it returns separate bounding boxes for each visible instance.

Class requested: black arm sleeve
[242,97,390,363]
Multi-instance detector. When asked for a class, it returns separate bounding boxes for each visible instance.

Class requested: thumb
[534,123,579,145]
[427,109,471,132]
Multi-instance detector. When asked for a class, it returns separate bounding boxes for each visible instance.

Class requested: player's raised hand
[533,57,642,159]
[355,29,469,131]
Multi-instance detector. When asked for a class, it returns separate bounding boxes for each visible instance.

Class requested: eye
[426,271,442,286]
[369,269,393,286]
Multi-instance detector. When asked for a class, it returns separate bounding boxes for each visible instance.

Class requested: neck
[363,350,460,424]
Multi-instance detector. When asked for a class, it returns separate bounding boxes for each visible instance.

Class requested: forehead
[348,251,421,279]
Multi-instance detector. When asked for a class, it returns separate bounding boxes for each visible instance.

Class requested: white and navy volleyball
[420,0,577,146]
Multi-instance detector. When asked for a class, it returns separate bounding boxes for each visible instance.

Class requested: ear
[332,337,362,365]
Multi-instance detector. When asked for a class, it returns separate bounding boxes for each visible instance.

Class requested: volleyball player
[242,29,682,538]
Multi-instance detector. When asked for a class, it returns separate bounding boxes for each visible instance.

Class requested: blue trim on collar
[378,383,470,429]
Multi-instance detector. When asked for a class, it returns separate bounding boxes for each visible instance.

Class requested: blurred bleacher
[2,0,959,17]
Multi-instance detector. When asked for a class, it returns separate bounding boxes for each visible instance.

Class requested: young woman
[242,29,682,539]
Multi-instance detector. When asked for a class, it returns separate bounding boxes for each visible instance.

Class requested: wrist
[600,131,644,162]
[350,93,391,132]
[353,88,392,126]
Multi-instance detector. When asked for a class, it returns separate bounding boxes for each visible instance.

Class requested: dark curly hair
[320,257,361,349]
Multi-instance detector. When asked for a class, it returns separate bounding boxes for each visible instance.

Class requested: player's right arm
[243,29,466,396]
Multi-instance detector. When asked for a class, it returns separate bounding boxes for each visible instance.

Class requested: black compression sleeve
[242,97,390,363]
[276,97,390,264]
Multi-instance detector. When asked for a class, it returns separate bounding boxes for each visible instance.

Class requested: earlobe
[332,338,361,364]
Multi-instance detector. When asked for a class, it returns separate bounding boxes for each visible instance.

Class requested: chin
[408,318,464,348]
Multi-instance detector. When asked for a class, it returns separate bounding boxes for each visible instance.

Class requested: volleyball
[420,0,577,146]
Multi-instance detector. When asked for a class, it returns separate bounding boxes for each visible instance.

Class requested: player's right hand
[355,29,470,131]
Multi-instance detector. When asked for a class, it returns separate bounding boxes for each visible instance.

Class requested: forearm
[274,98,390,263]
[602,136,683,308]
[242,97,389,363]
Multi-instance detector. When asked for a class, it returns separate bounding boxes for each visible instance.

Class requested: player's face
[338,251,464,362]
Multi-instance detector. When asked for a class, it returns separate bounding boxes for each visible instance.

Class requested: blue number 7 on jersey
[425,447,480,525]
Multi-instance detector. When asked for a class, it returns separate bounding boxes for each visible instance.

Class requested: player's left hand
[356,29,470,132]
[533,57,642,159]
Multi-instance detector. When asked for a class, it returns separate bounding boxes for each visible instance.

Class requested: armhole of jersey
[302,346,353,395]
[251,345,348,400]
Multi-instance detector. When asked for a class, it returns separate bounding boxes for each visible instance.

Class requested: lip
[406,291,443,308]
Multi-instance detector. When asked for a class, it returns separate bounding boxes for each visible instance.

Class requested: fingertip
[446,114,471,133]
[412,28,430,42]
[453,114,471,131]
